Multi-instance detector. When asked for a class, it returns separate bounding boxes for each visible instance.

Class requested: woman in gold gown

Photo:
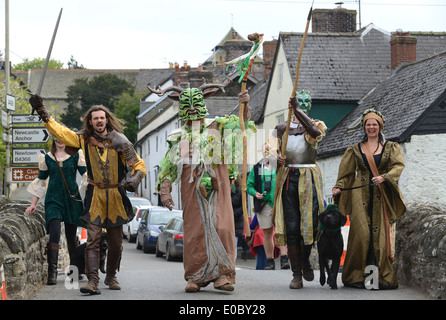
[332,109,405,289]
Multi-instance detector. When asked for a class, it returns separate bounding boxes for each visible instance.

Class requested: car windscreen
[129,198,152,206]
[149,210,182,225]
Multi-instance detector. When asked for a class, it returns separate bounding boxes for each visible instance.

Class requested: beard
[94,124,106,135]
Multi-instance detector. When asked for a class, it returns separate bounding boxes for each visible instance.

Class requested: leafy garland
[362,108,385,124]
[156,115,256,192]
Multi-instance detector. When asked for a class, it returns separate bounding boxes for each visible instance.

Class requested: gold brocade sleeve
[44,117,81,148]
[385,142,405,182]
[334,146,356,215]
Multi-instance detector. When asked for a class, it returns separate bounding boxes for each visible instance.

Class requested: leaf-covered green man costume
[148,83,255,291]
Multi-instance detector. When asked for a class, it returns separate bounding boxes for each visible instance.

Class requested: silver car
[122,196,153,242]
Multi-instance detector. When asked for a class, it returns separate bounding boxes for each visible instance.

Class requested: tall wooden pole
[272,3,314,222]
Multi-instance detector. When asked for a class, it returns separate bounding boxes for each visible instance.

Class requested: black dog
[69,232,108,278]
[317,204,347,289]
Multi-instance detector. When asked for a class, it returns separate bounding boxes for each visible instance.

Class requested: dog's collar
[316,223,341,242]
[318,223,341,233]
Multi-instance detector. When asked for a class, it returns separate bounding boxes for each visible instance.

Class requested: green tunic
[335,141,406,288]
[38,153,86,232]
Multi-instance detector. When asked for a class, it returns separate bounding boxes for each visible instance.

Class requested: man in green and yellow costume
[29,95,146,295]
[150,83,255,293]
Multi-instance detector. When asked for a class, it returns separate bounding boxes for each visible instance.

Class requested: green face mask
[296,90,312,114]
[178,88,209,121]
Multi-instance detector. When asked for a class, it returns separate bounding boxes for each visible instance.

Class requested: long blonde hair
[81,105,126,140]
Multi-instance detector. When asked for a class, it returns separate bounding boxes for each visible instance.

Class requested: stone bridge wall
[0,196,68,300]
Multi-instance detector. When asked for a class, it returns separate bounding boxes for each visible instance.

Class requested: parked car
[122,196,153,242]
[136,206,182,253]
[128,196,152,207]
[156,216,184,261]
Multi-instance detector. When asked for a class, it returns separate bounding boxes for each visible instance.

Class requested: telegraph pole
[4,0,11,198]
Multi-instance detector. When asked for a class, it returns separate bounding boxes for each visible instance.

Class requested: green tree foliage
[12,57,63,71]
[113,92,143,143]
[60,74,135,131]
[67,55,86,69]
[0,75,59,180]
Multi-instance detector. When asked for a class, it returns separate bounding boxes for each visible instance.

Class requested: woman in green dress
[26,138,87,285]
[332,109,406,289]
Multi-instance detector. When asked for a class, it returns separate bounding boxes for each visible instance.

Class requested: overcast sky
[1,0,446,70]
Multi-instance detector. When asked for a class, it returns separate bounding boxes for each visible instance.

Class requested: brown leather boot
[46,242,59,285]
[67,240,79,266]
[288,246,303,289]
[104,227,122,290]
[80,250,101,295]
[302,244,314,281]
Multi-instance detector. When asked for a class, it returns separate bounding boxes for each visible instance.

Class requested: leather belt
[286,164,316,168]
[89,180,122,189]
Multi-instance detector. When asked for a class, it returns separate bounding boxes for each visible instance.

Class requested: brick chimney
[263,40,278,80]
[390,30,417,70]
[312,7,356,33]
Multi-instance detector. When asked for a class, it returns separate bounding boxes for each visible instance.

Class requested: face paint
[178,88,209,121]
[296,90,312,114]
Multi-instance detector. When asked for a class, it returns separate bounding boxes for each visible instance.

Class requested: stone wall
[0,196,68,300]
[395,202,446,299]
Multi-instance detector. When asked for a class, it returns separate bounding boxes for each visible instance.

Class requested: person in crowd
[332,108,406,289]
[153,83,255,293]
[29,95,146,295]
[247,152,288,270]
[269,90,326,288]
[26,138,87,285]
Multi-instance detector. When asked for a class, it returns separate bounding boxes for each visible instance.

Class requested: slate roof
[280,26,391,102]
[227,79,269,123]
[318,51,446,158]
[280,26,446,102]
[409,32,446,60]
[136,68,174,95]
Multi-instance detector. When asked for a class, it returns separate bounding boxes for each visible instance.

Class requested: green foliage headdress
[147,80,229,122]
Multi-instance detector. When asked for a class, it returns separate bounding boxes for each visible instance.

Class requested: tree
[60,74,135,130]
[12,57,63,71]
[67,55,86,69]
[114,92,143,143]
[0,75,59,180]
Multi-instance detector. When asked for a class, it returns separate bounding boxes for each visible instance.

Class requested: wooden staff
[230,33,263,238]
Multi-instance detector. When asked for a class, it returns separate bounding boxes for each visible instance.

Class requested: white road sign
[11,114,42,124]
[2,132,11,143]
[6,94,15,111]
[1,109,8,128]
[12,148,46,164]
[12,127,50,144]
